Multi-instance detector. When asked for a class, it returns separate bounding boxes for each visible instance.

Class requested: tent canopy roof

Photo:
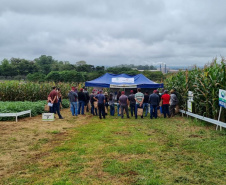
[85,73,164,88]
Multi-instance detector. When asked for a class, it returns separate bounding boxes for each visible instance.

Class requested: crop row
[165,58,226,122]
[0,99,69,121]
[0,81,84,101]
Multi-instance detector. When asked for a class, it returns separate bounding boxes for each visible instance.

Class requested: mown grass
[1,114,226,185]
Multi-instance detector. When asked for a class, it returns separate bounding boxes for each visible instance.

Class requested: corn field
[165,58,226,122]
[0,81,84,101]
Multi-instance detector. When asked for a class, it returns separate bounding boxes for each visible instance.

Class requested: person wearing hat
[78,88,86,115]
[119,91,130,119]
[109,93,115,116]
[143,91,149,117]
[90,90,97,116]
[135,88,144,119]
[68,86,78,116]
[94,90,106,119]
[83,87,90,112]
[161,90,170,118]
[128,90,136,117]
[48,86,63,119]
[149,90,159,119]
[169,89,179,117]
[104,92,109,115]
[117,91,121,116]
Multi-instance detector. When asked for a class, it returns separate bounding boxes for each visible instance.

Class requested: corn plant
[165,58,226,122]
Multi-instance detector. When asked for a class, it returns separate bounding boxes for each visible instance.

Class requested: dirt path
[0,108,90,179]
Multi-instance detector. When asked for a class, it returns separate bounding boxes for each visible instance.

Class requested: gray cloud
[0,0,226,66]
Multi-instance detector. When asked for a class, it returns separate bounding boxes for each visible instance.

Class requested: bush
[0,99,70,121]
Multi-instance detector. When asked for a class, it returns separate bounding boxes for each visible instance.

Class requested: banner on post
[187,91,193,112]
[219,89,226,108]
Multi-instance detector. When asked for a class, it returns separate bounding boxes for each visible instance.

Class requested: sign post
[187,91,193,112]
[217,89,226,131]
[42,113,54,121]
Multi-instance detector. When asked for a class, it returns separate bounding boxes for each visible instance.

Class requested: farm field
[0,108,226,184]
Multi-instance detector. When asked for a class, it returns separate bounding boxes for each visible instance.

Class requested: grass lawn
[0,108,226,184]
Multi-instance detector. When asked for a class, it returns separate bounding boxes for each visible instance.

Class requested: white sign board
[42,113,54,121]
[188,91,194,102]
[187,100,192,112]
[219,89,226,108]
[112,77,134,83]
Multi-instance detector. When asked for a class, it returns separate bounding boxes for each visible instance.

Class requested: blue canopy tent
[85,73,164,88]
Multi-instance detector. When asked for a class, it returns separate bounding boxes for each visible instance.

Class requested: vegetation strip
[0,109,225,184]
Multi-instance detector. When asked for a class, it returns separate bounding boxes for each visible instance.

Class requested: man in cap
[94,90,105,119]
[90,90,98,116]
[128,90,136,117]
[149,90,159,119]
[135,88,144,119]
[119,91,130,119]
[83,87,90,112]
[48,86,63,119]
[78,88,86,115]
[68,87,78,116]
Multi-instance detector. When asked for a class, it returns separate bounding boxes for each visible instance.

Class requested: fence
[179,110,226,131]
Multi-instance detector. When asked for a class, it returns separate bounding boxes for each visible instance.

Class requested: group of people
[67,87,179,120]
[47,86,179,120]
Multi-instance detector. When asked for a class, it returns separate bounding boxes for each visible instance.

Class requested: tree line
[0,55,164,82]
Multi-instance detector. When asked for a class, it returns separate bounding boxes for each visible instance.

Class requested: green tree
[35,55,56,75]
[26,72,46,82]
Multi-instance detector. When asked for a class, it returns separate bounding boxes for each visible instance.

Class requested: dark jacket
[78,92,86,102]
[149,93,159,106]
[128,94,136,105]
[68,91,78,102]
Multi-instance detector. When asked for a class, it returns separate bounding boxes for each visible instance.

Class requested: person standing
[149,90,159,119]
[117,91,121,116]
[128,90,136,117]
[83,87,90,112]
[170,89,179,117]
[48,86,63,119]
[68,87,78,116]
[109,93,115,116]
[119,91,130,119]
[135,88,144,119]
[143,91,149,117]
[78,88,86,115]
[90,90,97,116]
[104,92,109,115]
[94,90,105,119]
[161,90,170,118]
[57,88,62,110]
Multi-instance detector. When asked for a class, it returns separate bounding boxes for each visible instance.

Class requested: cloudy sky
[1,0,226,67]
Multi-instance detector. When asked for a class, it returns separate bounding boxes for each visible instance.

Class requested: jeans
[121,105,130,118]
[52,103,62,118]
[91,103,98,115]
[110,104,115,116]
[162,104,170,118]
[98,103,105,119]
[78,101,85,115]
[117,103,121,116]
[130,104,135,117]
[135,104,143,119]
[70,102,78,116]
[143,103,149,117]
[150,105,157,119]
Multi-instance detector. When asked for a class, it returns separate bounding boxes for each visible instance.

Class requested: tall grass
[165,58,226,122]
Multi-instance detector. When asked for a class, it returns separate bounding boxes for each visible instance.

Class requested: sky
[0,0,226,67]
